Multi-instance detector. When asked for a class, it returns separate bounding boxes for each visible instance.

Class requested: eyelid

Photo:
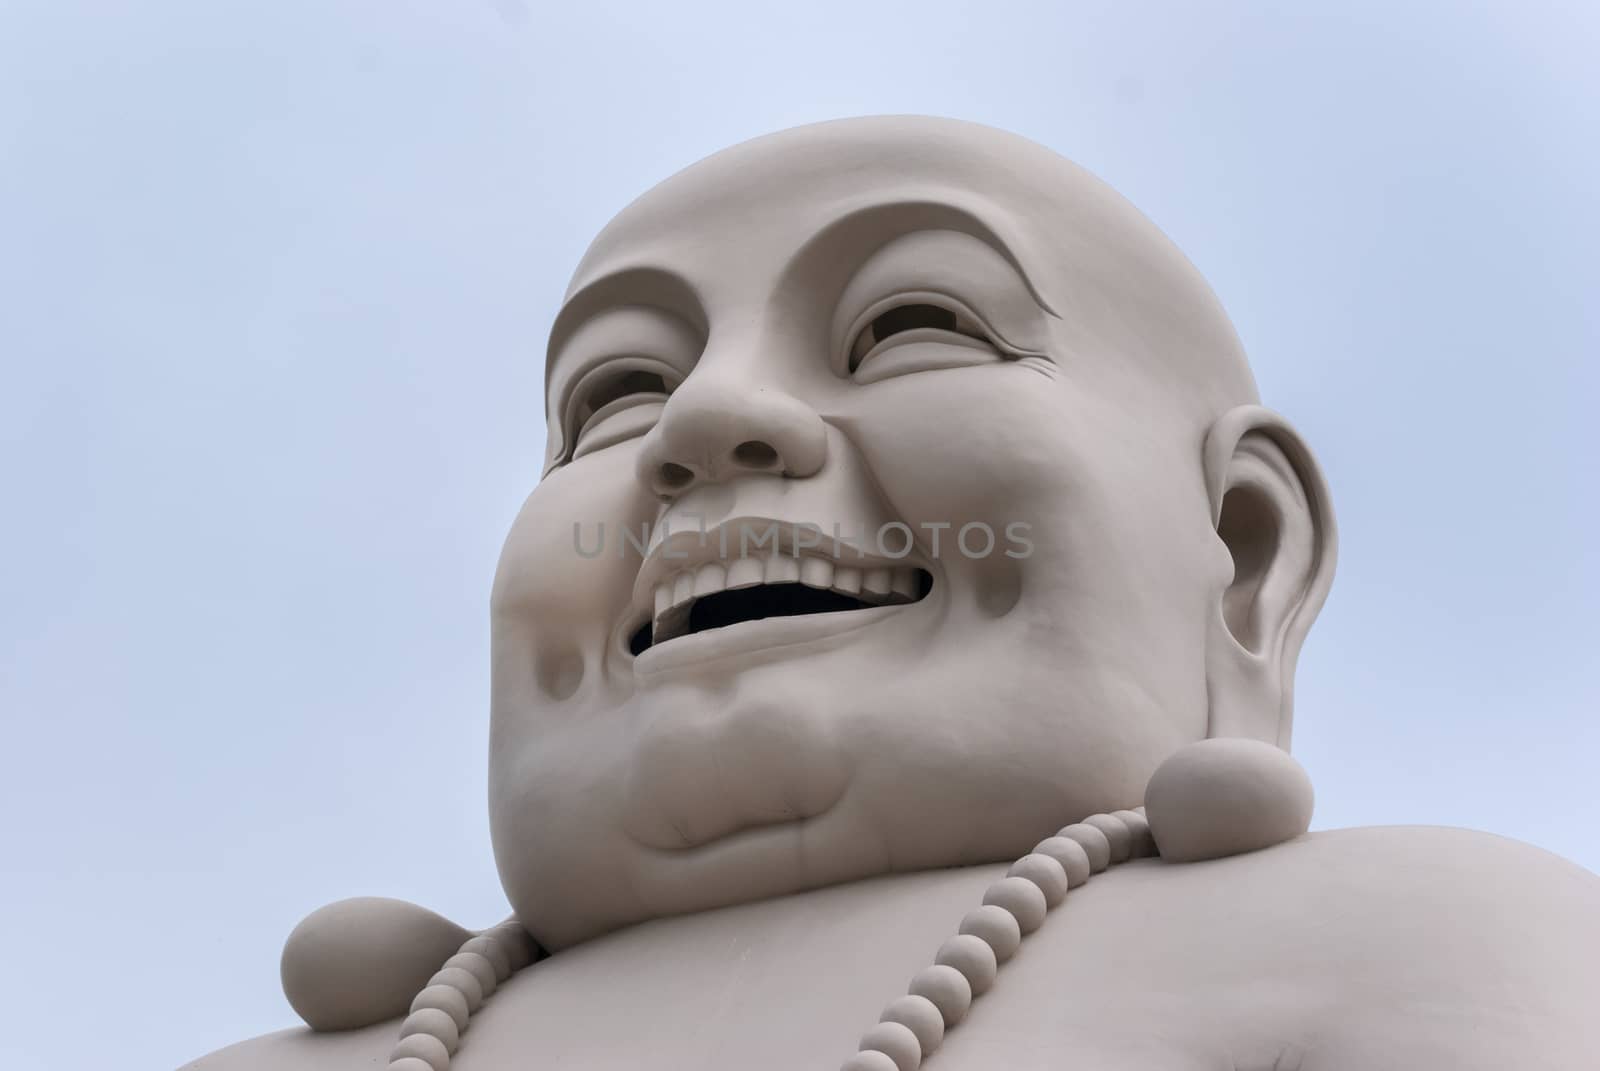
[831,230,1049,375]
[571,392,670,460]
[545,305,702,471]
[558,356,681,465]
[566,354,680,422]
[852,332,1003,385]
[843,290,1025,372]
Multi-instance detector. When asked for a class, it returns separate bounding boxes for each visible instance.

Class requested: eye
[575,368,670,432]
[847,298,997,375]
[568,363,676,459]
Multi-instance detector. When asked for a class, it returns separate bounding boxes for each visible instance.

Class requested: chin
[492,646,1191,949]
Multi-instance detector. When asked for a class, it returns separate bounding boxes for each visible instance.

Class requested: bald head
[494,117,1329,947]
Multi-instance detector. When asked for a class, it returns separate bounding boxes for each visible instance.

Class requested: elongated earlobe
[1201,406,1337,747]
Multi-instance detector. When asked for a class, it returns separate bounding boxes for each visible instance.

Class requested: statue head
[489,116,1336,948]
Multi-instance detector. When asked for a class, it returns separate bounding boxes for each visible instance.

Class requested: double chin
[620,689,852,851]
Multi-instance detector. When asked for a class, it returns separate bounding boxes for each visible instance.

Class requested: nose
[635,374,828,497]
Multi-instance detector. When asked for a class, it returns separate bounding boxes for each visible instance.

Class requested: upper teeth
[651,555,921,631]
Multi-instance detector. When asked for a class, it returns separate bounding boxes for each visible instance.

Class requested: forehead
[547,117,1254,412]
[561,119,1115,308]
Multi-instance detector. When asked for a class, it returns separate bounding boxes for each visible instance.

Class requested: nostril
[658,462,696,490]
[732,440,779,469]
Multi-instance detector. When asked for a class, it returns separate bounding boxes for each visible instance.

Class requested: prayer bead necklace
[382,808,1156,1071]
[383,736,1312,1070]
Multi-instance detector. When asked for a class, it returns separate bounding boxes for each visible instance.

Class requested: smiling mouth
[629,559,934,655]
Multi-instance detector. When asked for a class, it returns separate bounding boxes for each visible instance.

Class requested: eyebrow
[790,196,1060,318]
[544,193,1059,397]
[544,266,707,396]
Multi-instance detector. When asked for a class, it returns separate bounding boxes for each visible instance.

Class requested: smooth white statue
[181,117,1600,1071]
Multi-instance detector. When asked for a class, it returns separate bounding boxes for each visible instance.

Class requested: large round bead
[410,985,470,1032]
[1145,738,1314,862]
[426,967,483,1011]
[458,936,511,982]
[1032,836,1091,887]
[399,1008,459,1054]
[981,875,1047,934]
[841,1052,900,1071]
[492,922,536,970]
[958,904,1021,963]
[1055,822,1112,872]
[859,1020,922,1071]
[1083,813,1133,862]
[908,964,972,1026]
[389,1031,449,1071]
[1111,809,1157,857]
[935,933,998,995]
[1008,852,1069,906]
[441,952,497,997]
[280,897,471,1032]
[880,994,945,1056]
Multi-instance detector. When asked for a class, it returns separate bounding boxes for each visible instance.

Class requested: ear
[1201,406,1337,749]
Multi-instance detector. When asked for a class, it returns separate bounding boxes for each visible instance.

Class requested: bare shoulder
[177,1020,394,1071]
[1053,823,1600,959]
[1259,826,1600,1067]
[1283,825,1600,992]
[175,829,1600,1071]
[1277,824,1600,947]
[1001,825,1600,1070]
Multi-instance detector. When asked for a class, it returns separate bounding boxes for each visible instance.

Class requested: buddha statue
[181,116,1600,1071]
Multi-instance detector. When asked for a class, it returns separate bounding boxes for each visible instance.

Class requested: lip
[621,513,933,666]
[632,516,916,604]
[628,601,913,678]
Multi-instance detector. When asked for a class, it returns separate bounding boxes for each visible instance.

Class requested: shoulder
[1262,826,1600,984]
[1269,824,1600,944]
[1250,826,1600,1067]
[1194,826,1600,995]
[177,1021,394,1071]
[1277,822,1599,887]
[1064,823,1600,947]
[1004,825,1600,1069]
[175,829,1600,1070]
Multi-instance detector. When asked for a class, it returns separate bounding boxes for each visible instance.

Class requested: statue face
[490,117,1260,947]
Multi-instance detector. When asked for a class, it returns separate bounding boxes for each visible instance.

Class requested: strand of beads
[841,808,1157,1071]
[387,919,540,1071]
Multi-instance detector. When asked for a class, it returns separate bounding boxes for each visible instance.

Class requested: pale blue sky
[2,2,1596,1068]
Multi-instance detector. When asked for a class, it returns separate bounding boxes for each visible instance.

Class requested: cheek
[490,449,658,939]
[492,446,655,706]
[830,364,1213,704]
[829,365,1084,530]
[826,366,1091,615]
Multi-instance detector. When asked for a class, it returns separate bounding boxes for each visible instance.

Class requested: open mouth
[629,559,933,655]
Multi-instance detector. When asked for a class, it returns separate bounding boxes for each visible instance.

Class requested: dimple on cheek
[495,449,658,672]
